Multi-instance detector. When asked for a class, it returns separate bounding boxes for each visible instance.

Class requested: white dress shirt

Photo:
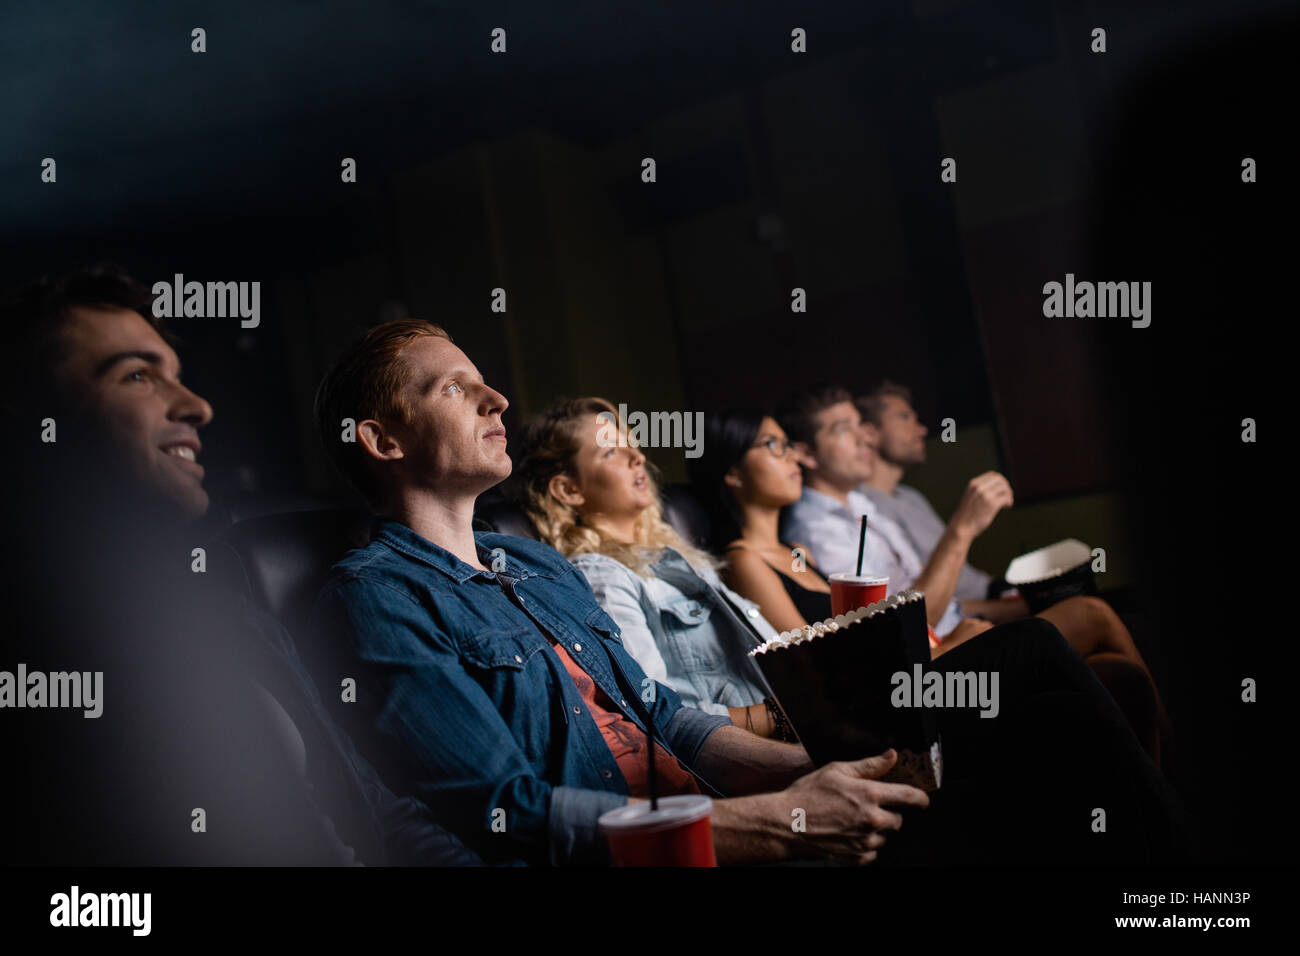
[859,483,994,602]
[782,486,965,636]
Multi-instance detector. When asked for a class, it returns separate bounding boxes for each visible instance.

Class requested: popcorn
[750,590,926,657]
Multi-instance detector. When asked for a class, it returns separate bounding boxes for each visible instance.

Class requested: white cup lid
[1005,539,1092,585]
[827,573,889,585]
[598,795,713,834]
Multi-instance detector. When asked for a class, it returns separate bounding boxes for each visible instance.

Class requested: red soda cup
[598,795,716,866]
[827,573,889,617]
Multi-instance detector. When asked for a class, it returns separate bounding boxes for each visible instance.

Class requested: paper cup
[1004,539,1098,613]
[828,573,889,617]
[599,795,716,866]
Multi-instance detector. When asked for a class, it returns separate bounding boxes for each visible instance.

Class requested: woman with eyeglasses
[691,407,1170,764]
[685,409,996,650]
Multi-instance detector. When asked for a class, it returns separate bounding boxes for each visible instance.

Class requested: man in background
[856,382,1001,605]
[779,385,1015,637]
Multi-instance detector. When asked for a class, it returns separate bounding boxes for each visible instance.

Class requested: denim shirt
[309,518,732,866]
[572,548,780,718]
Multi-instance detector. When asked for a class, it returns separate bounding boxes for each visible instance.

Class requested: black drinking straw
[856,515,868,576]
[648,729,660,812]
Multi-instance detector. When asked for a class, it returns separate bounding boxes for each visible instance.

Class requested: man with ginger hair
[309,320,1186,866]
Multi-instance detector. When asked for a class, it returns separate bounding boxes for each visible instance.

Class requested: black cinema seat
[222,506,372,644]
[223,483,717,644]
[470,483,714,548]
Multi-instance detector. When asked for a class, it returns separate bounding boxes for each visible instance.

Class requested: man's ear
[356,419,405,463]
[792,441,816,471]
[548,472,584,509]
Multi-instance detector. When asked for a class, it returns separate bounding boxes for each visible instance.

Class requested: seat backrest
[661,483,714,551]
[224,508,373,644]
[473,493,540,541]
[225,483,717,645]
[471,483,715,552]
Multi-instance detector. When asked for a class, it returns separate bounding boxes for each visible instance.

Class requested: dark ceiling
[4,0,1282,243]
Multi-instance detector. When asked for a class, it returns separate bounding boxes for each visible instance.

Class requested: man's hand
[773,749,930,864]
[950,471,1014,541]
[915,472,1013,628]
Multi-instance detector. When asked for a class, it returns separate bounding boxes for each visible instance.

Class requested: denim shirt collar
[648,545,692,573]
[368,516,540,584]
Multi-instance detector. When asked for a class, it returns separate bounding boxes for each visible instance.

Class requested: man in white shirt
[856,382,999,603]
[778,386,1169,762]
[778,385,1014,638]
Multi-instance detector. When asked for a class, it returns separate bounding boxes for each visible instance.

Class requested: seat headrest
[473,494,541,541]
[224,508,372,642]
[225,484,716,645]
[661,483,714,550]
[471,484,714,552]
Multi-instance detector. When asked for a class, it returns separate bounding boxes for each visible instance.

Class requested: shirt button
[620,699,627,707]
[573,705,582,714]
[514,655,523,663]
[573,643,582,652]
[746,607,759,618]
[602,769,613,779]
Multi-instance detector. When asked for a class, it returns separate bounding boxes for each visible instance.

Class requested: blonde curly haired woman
[513,398,1173,767]
[514,397,793,739]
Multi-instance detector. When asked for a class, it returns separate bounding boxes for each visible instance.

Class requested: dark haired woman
[690,408,1169,763]
[686,409,993,652]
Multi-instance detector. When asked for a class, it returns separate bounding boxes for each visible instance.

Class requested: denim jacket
[572,548,781,718]
[309,518,732,866]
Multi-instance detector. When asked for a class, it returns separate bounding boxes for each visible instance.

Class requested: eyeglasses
[750,437,795,458]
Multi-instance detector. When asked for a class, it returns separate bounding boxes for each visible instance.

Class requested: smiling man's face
[51,306,214,520]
